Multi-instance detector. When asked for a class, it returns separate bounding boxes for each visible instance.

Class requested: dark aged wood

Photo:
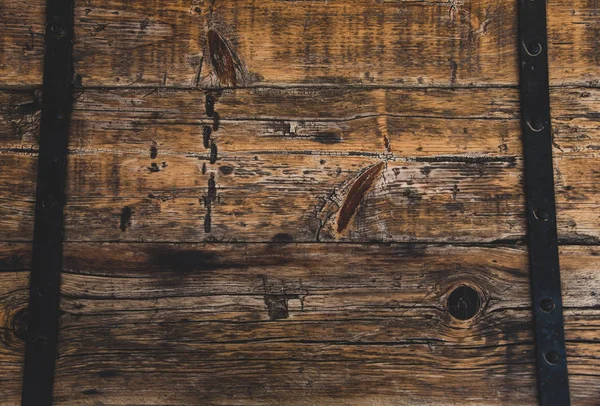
[0,0,598,404]
[0,244,31,403]
[52,244,599,405]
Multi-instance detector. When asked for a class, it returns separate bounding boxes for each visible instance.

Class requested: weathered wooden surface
[0,90,39,242]
[59,86,598,243]
[0,243,31,404]
[67,0,600,88]
[0,0,45,86]
[2,1,598,88]
[53,243,600,405]
[0,90,38,404]
[0,0,598,404]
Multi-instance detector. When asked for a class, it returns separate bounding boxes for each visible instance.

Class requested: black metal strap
[21,0,74,405]
[518,1,571,405]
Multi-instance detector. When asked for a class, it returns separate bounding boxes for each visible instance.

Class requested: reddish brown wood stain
[337,161,385,233]
[207,30,239,87]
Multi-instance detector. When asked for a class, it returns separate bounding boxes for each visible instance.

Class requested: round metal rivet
[540,298,555,312]
[524,42,543,57]
[544,350,561,365]
[533,208,550,221]
[526,119,545,132]
[51,24,66,39]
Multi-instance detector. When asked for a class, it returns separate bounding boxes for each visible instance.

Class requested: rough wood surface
[0,243,31,405]
[0,0,45,86]
[0,90,39,241]
[68,0,600,88]
[58,87,598,243]
[0,0,598,404]
[2,0,598,88]
[54,243,600,405]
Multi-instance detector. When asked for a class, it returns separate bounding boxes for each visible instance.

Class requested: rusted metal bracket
[21,0,74,405]
[517,0,571,405]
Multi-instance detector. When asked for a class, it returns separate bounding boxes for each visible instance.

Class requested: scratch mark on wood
[337,161,385,233]
[193,56,203,88]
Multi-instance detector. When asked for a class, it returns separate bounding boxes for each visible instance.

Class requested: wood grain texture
[547,0,600,86]
[0,0,598,402]
[0,0,45,86]
[0,243,31,405]
[53,86,599,243]
[0,90,39,241]
[54,243,600,405]
[2,0,598,88]
[69,0,599,88]
[64,86,524,242]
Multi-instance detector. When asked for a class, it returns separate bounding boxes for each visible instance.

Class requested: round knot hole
[11,307,28,341]
[447,285,482,321]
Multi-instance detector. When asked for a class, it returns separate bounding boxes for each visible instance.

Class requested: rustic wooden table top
[0,0,599,404]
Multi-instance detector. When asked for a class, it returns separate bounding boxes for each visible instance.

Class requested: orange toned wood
[70,0,599,87]
[0,0,45,86]
[0,0,598,404]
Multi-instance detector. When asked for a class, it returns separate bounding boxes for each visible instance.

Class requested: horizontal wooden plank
[0,243,32,405]
[53,87,597,242]
[2,0,596,88]
[2,0,598,89]
[1,86,598,243]
[62,86,523,242]
[54,243,600,405]
[0,1,45,86]
[69,0,599,87]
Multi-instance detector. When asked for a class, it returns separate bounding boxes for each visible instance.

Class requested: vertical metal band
[517,1,571,405]
[21,0,74,405]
